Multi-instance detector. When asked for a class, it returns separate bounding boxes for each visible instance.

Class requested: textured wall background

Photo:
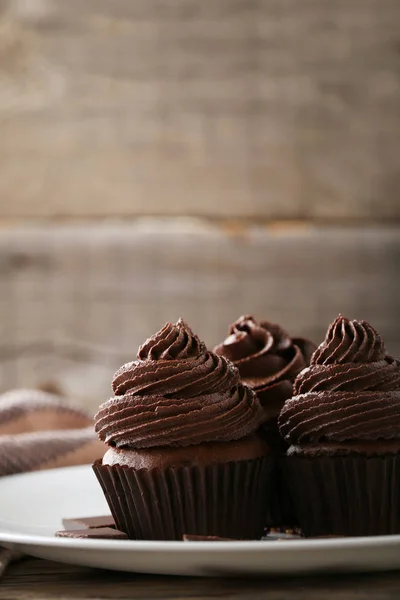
[0,223,399,411]
[0,0,399,406]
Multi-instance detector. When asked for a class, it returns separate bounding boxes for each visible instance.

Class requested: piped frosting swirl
[214,315,315,424]
[95,319,265,448]
[310,316,386,366]
[278,315,400,446]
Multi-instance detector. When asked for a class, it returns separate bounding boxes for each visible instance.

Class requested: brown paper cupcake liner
[282,455,400,537]
[93,456,273,540]
[266,457,298,528]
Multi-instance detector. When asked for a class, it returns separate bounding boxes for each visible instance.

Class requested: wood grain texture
[0,0,399,219]
[0,221,398,411]
[2,557,400,600]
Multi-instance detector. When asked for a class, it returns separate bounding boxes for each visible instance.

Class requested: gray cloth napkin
[0,389,103,477]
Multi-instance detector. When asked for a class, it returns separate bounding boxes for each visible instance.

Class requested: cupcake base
[93,456,272,540]
[282,455,400,537]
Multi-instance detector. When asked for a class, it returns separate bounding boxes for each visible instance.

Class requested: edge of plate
[1,531,400,553]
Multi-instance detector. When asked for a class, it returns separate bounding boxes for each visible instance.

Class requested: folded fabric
[0,389,103,477]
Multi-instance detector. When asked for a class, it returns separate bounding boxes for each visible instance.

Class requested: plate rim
[2,531,400,553]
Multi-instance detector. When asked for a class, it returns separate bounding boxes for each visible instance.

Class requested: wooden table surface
[1,557,400,600]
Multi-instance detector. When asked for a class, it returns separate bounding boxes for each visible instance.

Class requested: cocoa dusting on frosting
[214,316,315,423]
[278,315,400,450]
[95,319,265,449]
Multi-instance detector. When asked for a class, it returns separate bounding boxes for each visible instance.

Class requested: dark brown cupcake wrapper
[93,456,273,540]
[266,458,298,528]
[282,455,400,537]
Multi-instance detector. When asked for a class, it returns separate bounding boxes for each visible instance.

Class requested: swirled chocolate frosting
[278,315,400,452]
[95,319,265,448]
[214,316,316,427]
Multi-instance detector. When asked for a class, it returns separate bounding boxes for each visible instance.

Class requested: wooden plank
[2,557,400,599]
[0,221,398,410]
[0,0,399,219]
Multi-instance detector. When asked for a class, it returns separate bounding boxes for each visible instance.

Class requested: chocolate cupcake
[278,315,400,537]
[214,315,315,446]
[93,319,272,540]
[214,316,315,528]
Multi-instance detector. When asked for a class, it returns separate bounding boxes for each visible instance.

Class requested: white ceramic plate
[1,465,400,577]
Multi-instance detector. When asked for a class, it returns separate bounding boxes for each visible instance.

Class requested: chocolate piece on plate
[62,515,115,530]
[264,527,302,540]
[183,534,244,542]
[56,527,127,539]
